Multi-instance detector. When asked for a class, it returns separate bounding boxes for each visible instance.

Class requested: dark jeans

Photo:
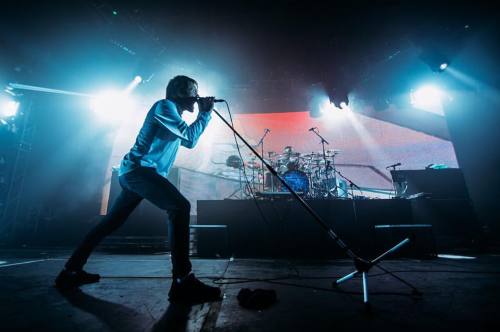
[65,166,192,278]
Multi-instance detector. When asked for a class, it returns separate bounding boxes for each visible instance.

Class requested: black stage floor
[0,249,499,331]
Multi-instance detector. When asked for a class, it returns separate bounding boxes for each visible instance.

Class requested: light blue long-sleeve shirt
[119,98,211,178]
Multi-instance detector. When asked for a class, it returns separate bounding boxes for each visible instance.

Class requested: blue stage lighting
[410,85,444,114]
[339,101,350,110]
[90,90,136,123]
[1,100,19,118]
[419,48,449,73]
[329,90,349,109]
[330,97,349,109]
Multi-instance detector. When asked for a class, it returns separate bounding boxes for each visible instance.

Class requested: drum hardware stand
[250,166,257,192]
[256,128,271,192]
[225,165,246,199]
[310,128,338,197]
[325,160,340,198]
[386,162,402,198]
[212,108,420,308]
[268,151,277,192]
[334,169,361,198]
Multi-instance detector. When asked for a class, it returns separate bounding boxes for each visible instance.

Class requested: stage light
[330,96,349,109]
[410,85,443,113]
[328,86,350,109]
[419,49,449,72]
[124,75,143,94]
[1,100,19,118]
[90,90,136,123]
[339,101,351,111]
[310,92,349,118]
[437,254,476,260]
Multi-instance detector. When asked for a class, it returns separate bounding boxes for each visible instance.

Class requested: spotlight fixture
[329,88,349,109]
[339,101,349,110]
[419,49,449,72]
[0,99,19,118]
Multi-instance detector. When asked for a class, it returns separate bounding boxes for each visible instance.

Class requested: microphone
[180,96,225,103]
[308,127,317,132]
[203,96,226,103]
[386,162,402,169]
[264,128,271,133]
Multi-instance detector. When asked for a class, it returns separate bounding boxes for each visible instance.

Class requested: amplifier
[390,168,470,199]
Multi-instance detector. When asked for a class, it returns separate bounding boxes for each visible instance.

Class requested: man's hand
[198,97,215,113]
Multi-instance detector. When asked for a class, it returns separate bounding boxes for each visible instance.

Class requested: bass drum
[282,170,309,194]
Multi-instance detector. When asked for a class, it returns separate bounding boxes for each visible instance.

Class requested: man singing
[55,75,222,304]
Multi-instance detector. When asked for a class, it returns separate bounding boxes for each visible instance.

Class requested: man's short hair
[166,75,198,99]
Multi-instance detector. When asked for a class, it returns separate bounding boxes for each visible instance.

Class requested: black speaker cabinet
[390,168,470,199]
[190,224,230,258]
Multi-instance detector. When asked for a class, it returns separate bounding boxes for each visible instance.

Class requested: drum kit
[226,146,345,198]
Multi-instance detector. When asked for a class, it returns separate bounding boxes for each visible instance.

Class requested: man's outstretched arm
[154,100,212,149]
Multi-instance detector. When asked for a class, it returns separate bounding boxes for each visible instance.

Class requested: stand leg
[362,272,368,304]
[371,237,411,264]
[336,270,359,284]
[334,237,413,304]
[376,264,422,296]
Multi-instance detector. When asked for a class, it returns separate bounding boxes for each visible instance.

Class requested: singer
[55,75,222,304]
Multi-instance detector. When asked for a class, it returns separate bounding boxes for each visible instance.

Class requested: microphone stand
[256,129,270,192]
[211,108,419,307]
[334,169,362,198]
[310,128,337,198]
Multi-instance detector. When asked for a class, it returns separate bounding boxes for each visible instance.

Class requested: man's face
[175,82,198,113]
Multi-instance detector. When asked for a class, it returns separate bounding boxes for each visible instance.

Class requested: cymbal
[276,152,301,159]
[301,153,320,158]
[226,155,243,169]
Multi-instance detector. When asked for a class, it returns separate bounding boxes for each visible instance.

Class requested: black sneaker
[55,269,101,289]
[168,273,222,305]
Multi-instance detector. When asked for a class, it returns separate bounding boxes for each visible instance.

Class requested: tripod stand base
[334,237,412,305]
